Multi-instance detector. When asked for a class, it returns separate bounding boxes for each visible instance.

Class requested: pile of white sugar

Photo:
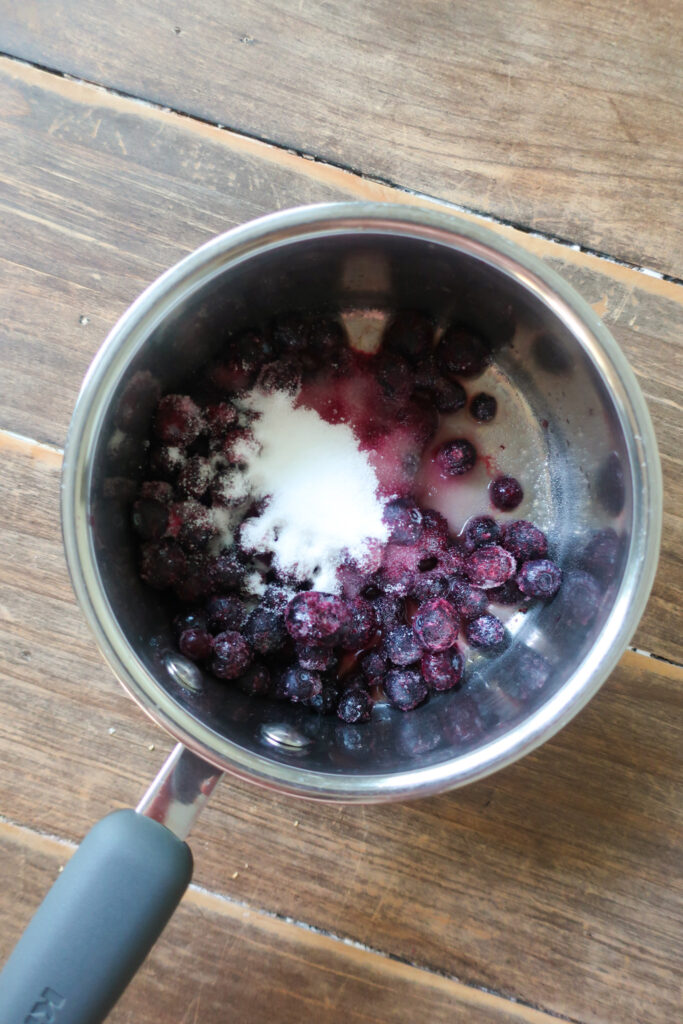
[232,387,388,593]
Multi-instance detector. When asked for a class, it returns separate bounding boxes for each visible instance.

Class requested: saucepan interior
[61,203,661,801]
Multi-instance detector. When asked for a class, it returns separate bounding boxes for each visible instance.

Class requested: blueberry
[211,631,253,679]
[384,625,423,666]
[154,394,203,446]
[500,520,548,562]
[178,628,213,662]
[132,498,168,541]
[337,688,373,724]
[438,325,492,378]
[462,515,500,554]
[285,592,350,645]
[421,647,464,692]
[435,438,477,477]
[412,599,459,652]
[383,669,429,711]
[383,498,424,545]
[173,609,208,638]
[466,614,506,649]
[275,666,322,702]
[490,475,523,511]
[466,545,517,589]
[296,643,336,671]
[244,605,289,655]
[339,598,377,649]
[470,393,497,421]
[360,650,387,684]
[516,559,562,599]
[382,310,434,363]
[487,579,525,606]
[236,663,271,697]
[447,579,489,620]
[140,540,187,590]
[206,595,247,633]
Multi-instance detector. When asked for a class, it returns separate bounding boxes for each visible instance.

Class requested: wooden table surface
[0,4,681,1022]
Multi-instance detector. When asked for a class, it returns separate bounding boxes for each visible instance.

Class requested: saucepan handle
[0,744,221,1024]
[0,809,192,1024]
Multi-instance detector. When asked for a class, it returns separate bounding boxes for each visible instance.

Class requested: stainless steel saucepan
[0,203,661,1023]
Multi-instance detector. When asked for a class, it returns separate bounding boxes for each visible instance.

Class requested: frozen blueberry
[421,647,464,692]
[132,498,168,541]
[168,500,216,553]
[383,498,424,545]
[285,592,351,645]
[466,545,517,589]
[304,680,341,715]
[412,599,459,652]
[500,520,548,562]
[382,310,434,363]
[339,598,377,649]
[413,356,467,412]
[140,480,174,504]
[447,579,488,620]
[337,688,373,724]
[244,605,289,655]
[236,662,272,697]
[462,515,500,554]
[517,559,562,599]
[435,438,477,477]
[206,595,247,633]
[360,650,387,684]
[296,643,337,671]
[410,571,449,602]
[370,594,404,631]
[376,353,414,407]
[470,393,497,422]
[487,579,525,606]
[178,628,213,662]
[439,325,492,378]
[177,455,212,499]
[420,508,451,554]
[205,401,238,441]
[140,540,187,590]
[154,394,203,447]
[206,551,245,592]
[275,666,322,703]
[384,625,424,666]
[490,475,524,511]
[466,614,506,649]
[384,669,429,711]
[211,630,253,679]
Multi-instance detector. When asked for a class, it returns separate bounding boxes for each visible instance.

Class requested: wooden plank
[0,58,680,661]
[0,2,681,275]
[0,823,567,1024]
[0,438,681,1024]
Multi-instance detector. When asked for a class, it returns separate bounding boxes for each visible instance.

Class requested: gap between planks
[0,814,575,1024]
[0,52,681,305]
[2,427,680,675]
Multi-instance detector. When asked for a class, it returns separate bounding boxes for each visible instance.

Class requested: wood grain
[0,438,681,1024]
[0,823,568,1024]
[0,59,680,662]
[0,2,681,274]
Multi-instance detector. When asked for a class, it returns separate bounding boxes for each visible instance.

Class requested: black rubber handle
[0,809,193,1024]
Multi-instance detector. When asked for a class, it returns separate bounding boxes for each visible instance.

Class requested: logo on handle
[24,987,66,1023]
